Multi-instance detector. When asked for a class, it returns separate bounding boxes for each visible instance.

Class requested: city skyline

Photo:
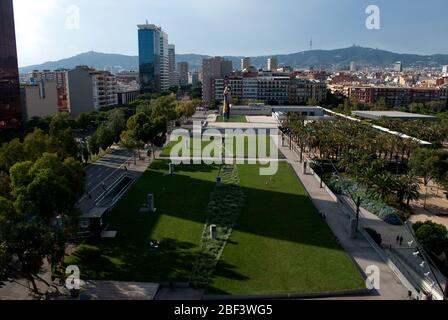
[13,0,448,67]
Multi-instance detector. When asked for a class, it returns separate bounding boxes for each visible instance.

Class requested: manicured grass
[66,160,220,282]
[161,135,285,159]
[207,162,365,295]
[216,115,247,123]
[68,144,363,295]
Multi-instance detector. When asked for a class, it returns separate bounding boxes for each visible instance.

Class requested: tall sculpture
[222,86,231,121]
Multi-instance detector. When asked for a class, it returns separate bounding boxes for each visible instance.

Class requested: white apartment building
[168,44,179,88]
[241,57,251,70]
[160,31,170,91]
[267,57,278,72]
[91,70,118,110]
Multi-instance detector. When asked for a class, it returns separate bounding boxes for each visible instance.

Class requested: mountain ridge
[19,46,448,74]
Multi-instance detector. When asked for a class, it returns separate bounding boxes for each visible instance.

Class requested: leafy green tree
[414,221,448,255]
[88,132,100,156]
[307,97,319,106]
[0,138,25,172]
[96,125,115,151]
[23,129,55,161]
[107,109,127,142]
[0,241,8,279]
[0,171,12,199]
[10,153,84,221]
[409,148,440,207]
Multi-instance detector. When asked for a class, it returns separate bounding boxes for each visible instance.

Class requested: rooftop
[352,111,438,121]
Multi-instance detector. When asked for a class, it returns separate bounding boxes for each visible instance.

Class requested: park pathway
[277,138,411,300]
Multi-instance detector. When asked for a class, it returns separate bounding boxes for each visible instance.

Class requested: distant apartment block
[168,44,178,88]
[178,62,189,87]
[348,86,445,108]
[67,66,118,117]
[25,70,70,112]
[23,80,59,120]
[267,57,278,72]
[443,65,448,76]
[202,57,233,106]
[188,71,200,87]
[241,57,251,70]
[289,78,327,104]
[118,90,140,105]
[258,76,290,104]
[394,61,403,72]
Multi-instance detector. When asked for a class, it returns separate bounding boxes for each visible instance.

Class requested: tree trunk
[28,274,39,294]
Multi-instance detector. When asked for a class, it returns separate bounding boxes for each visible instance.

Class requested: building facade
[202,57,233,106]
[168,44,178,88]
[23,81,59,120]
[189,71,200,87]
[241,57,251,70]
[67,66,118,117]
[178,62,189,87]
[289,78,327,104]
[25,70,70,112]
[348,86,444,107]
[138,23,162,92]
[267,57,278,72]
[0,0,21,131]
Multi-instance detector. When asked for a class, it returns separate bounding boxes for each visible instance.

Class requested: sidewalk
[278,140,410,300]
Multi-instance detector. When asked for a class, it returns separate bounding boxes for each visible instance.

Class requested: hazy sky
[13,0,448,67]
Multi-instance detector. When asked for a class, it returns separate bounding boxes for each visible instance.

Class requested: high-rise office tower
[350,61,357,72]
[202,57,233,106]
[168,44,178,88]
[267,57,278,72]
[159,31,170,91]
[394,61,403,72]
[138,22,170,92]
[442,65,448,75]
[0,0,21,131]
[241,57,251,70]
[178,62,189,87]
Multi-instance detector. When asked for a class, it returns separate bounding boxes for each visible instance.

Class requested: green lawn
[216,115,248,123]
[207,162,365,295]
[161,135,285,159]
[66,160,220,282]
[68,144,363,294]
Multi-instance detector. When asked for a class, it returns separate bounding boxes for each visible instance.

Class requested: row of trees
[0,92,200,291]
[374,118,448,146]
[283,114,448,209]
[0,115,85,293]
[121,94,199,159]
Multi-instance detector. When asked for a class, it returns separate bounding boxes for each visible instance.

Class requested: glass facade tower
[138,24,161,93]
[0,0,21,131]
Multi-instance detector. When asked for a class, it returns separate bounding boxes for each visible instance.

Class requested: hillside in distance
[20,46,448,74]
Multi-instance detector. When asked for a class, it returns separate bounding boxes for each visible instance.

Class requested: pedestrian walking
[399,236,404,246]
[396,235,400,243]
